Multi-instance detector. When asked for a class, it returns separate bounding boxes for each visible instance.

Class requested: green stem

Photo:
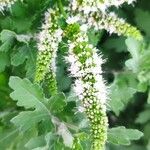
[57,0,67,18]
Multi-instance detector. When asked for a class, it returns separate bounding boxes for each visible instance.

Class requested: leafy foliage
[108,126,143,145]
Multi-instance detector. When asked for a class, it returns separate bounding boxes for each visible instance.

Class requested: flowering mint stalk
[35,8,63,95]
[65,21,108,150]
[69,0,143,40]
[70,0,136,12]
[102,0,136,7]
[98,0,136,9]
[0,0,17,11]
[86,12,143,40]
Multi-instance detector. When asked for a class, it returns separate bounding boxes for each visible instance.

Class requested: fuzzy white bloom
[37,9,63,71]
[66,16,80,24]
[100,0,136,8]
[66,30,108,111]
[80,24,88,32]
[70,10,142,40]
[35,8,63,86]
[0,0,17,12]
[69,0,142,40]
[70,0,136,13]
[66,26,108,149]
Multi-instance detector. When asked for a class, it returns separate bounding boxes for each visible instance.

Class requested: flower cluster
[0,0,17,12]
[35,8,63,95]
[70,0,136,12]
[86,12,143,40]
[69,0,143,40]
[65,22,108,150]
[100,0,136,8]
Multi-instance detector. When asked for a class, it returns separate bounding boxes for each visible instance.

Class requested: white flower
[69,0,142,40]
[74,79,84,96]
[65,54,77,64]
[35,8,63,82]
[54,29,63,42]
[0,0,17,12]
[80,24,88,32]
[66,29,108,149]
[67,30,108,105]
[66,16,80,24]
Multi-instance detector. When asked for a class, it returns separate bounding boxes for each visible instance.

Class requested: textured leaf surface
[125,38,142,73]
[48,93,67,114]
[136,109,150,124]
[109,73,137,115]
[11,45,28,66]
[9,76,52,132]
[0,52,10,72]
[11,111,49,132]
[9,76,48,110]
[108,126,143,145]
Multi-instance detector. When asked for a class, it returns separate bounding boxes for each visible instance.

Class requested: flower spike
[35,8,63,95]
[69,0,143,40]
[70,0,136,12]
[85,12,143,40]
[65,21,108,150]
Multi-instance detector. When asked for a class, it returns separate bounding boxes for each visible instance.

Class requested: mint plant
[0,0,149,150]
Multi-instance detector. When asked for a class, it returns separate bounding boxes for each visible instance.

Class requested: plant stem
[57,0,67,18]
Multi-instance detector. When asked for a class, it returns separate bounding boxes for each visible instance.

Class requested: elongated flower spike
[35,8,63,95]
[99,0,136,9]
[65,20,108,150]
[86,12,143,40]
[0,0,17,12]
[70,0,136,13]
[69,0,143,40]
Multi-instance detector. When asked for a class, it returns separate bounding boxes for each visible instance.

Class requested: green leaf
[25,135,46,149]
[136,109,150,124]
[0,30,16,52]
[125,38,150,87]
[0,128,19,149]
[109,73,137,115]
[11,45,28,66]
[9,76,48,110]
[103,37,126,52]
[11,111,49,132]
[48,93,67,114]
[108,144,146,150]
[0,30,16,43]
[8,76,72,148]
[12,18,33,33]
[31,132,58,150]
[25,46,36,79]
[87,29,101,46]
[125,37,142,73]
[108,126,143,145]
[0,41,14,52]
[135,9,150,36]
[9,76,52,131]
[147,140,150,150]
[0,52,10,72]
